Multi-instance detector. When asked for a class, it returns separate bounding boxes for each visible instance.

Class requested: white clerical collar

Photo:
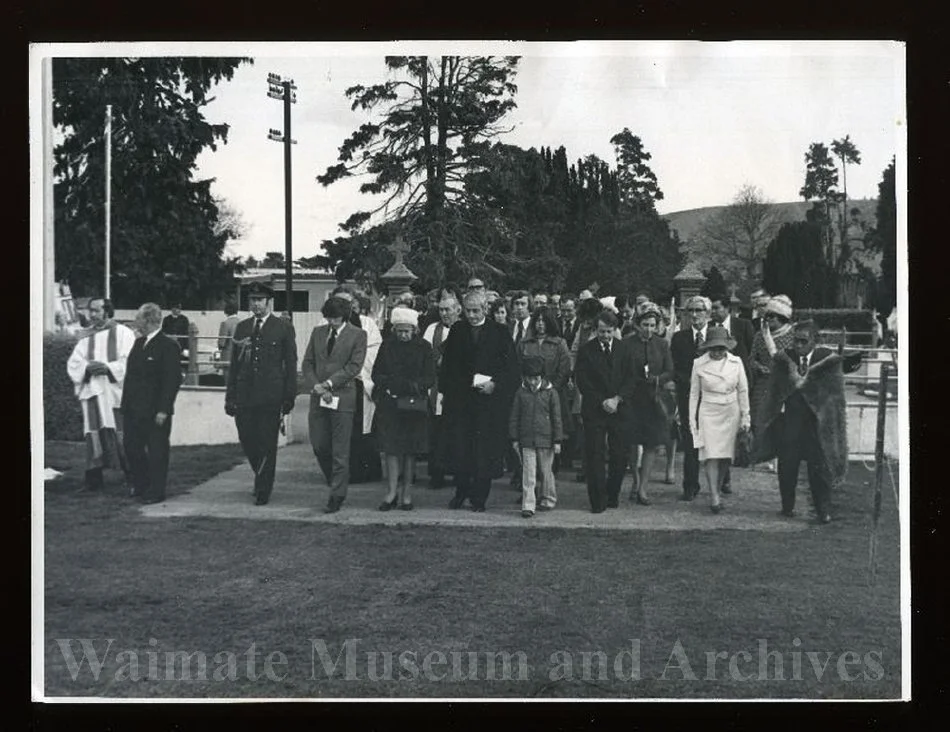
[470,319,486,327]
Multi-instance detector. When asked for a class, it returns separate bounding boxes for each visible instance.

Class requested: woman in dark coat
[618,302,675,504]
[517,307,573,464]
[439,291,520,512]
[372,307,436,510]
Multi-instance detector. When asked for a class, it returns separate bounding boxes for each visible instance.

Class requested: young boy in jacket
[509,356,564,518]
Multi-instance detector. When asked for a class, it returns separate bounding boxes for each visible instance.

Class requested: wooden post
[840,326,847,355]
[186,321,199,386]
[868,363,890,585]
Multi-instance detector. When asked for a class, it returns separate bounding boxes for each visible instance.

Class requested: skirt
[696,399,740,461]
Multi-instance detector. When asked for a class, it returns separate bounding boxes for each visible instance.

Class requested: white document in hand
[473,373,492,388]
[321,395,340,410]
[435,392,444,416]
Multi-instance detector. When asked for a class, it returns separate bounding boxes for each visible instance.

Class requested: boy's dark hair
[224,301,238,316]
[596,310,619,328]
[614,295,629,311]
[576,298,604,322]
[522,356,545,378]
[321,296,349,319]
[509,289,531,304]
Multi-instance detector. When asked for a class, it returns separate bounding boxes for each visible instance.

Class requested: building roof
[238,268,336,281]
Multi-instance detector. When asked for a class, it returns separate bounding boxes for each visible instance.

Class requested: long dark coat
[617,333,675,446]
[372,335,436,455]
[439,318,519,480]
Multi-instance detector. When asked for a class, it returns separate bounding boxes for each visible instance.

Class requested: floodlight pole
[104,104,112,299]
[282,81,293,318]
[266,73,297,318]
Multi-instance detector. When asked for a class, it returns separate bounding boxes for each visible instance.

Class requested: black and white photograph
[30,40,908,701]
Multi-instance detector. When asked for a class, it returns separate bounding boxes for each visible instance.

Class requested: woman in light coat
[689,326,751,513]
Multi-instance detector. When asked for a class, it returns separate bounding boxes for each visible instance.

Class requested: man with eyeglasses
[467,278,487,292]
[670,295,713,501]
[754,320,846,524]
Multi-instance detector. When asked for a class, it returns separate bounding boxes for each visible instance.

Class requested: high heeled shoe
[378,496,398,511]
[710,503,723,514]
[636,492,652,506]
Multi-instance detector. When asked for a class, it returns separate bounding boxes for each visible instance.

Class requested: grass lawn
[41,442,902,699]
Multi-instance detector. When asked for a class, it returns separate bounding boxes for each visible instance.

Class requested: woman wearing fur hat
[749,294,795,470]
[371,307,435,511]
[688,326,751,512]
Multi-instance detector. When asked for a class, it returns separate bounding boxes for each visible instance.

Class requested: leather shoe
[721,483,732,495]
[399,501,414,511]
[255,494,269,506]
[636,493,652,506]
[710,503,723,514]
[779,509,795,518]
[818,513,832,524]
[139,495,164,505]
[470,505,486,513]
[606,498,619,508]
[678,491,695,502]
[590,505,606,514]
[324,497,344,514]
[448,495,465,510]
[378,496,398,511]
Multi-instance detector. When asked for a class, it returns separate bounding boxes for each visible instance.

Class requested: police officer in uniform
[225,282,298,505]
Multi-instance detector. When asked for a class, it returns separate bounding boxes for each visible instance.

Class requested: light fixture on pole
[266,73,298,317]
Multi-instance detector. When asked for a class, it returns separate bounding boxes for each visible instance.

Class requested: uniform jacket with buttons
[508,378,564,448]
[225,314,298,410]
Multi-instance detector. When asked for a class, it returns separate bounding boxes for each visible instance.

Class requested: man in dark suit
[440,290,520,512]
[161,302,190,373]
[709,292,756,494]
[225,282,297,506]
[670,295,712,501]
[120,303,183,504]
[559,297,579,350]
[574,309,627,513]
[302,296,368,513]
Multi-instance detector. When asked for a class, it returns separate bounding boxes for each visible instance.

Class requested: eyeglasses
[468,283,485,290]
[687,308,707,313]
[793,337,812,344]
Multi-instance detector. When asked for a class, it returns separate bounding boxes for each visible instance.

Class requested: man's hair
[462,290,488,309]
[90,297,115,319]
[509,289,531,304]
[595,310,619,328]
[576,298,604,322]
[560,296,576,307]
[138,302,163,327]
[685,295,712,311]
[529,306,562,339]
[321,296,350,319]
[614,295,629,311]
[708,292,729,308]
[224,301,238,316]
[794,319,819,338]
[488,298,508,320]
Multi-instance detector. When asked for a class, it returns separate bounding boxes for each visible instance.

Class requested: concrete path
[142,442,807,533]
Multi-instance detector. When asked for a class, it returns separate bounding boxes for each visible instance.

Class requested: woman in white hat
[371,307,435,511]
[749,294,795,472]
[688,326,751,512]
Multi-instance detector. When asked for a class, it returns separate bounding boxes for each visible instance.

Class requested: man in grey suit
[302,296,368,513]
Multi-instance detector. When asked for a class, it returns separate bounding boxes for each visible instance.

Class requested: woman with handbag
[371,307,436,511]
[688,326,751,513]
[617,302,675,505]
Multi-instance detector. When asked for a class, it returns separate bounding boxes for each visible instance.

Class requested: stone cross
[388,235,410,267]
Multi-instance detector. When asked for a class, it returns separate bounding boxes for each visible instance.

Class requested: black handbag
[396,394,429,413]
[733,428,754,468]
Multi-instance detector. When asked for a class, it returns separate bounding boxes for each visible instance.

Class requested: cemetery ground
[41,439,901,699]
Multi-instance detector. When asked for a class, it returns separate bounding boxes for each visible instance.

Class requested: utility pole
[266,73,297,317]
[42,57,55,331]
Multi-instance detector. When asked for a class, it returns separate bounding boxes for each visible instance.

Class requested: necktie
[253,318,263,338]
[516,320,525,344]
[695,329,704,349]
[251,318,263,360]
[602,342,610,357]
[799,355,808,376]
[327,327,337,355]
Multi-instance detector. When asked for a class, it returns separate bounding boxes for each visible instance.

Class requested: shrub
[44,332,84,441]
[795,309,877,346]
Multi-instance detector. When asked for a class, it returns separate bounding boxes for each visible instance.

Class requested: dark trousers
[677,392,701,495]
[454,472,492,509]
[309,401,356,500]
[124,413,172,501]
[778,399,832,515]
[583,414,626,510]
[235,406,282,501]
[428,414,450,484]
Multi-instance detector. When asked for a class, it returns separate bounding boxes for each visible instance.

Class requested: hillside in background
[662,199,878,244]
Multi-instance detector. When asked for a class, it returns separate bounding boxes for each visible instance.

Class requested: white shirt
[144,327,162,346]
[512,317,530,341]
[253,312,272,328]
[720,315,732,335]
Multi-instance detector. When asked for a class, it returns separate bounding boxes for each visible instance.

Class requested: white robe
[359,314,382,434]
[66,322,136,433]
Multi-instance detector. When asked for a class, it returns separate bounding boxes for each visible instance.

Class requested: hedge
[795,309,877,346]
[44,332,84,441]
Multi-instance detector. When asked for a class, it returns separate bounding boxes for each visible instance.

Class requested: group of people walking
[65,279,849,525]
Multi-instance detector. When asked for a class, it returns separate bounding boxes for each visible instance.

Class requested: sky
[43,41,907,262]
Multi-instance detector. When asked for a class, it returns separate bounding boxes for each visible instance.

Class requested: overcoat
[439,318,519,480]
